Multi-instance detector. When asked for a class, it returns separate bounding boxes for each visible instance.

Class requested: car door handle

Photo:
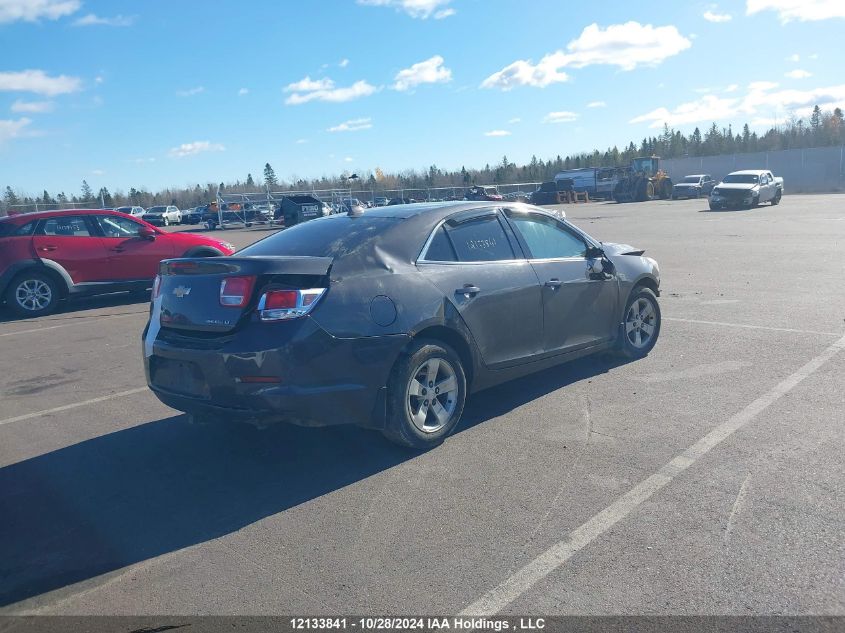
[38,245,57,252]
[544,278,562,288]
[110,247,125,252]
[456,285,481,297]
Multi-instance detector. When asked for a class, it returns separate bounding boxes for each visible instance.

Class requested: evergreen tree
[263,163,278,188]
[81,180,93,201]
[246,173,255,187]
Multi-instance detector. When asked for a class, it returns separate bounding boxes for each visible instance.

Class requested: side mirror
[139,227,156,240]
[585,245,604,259]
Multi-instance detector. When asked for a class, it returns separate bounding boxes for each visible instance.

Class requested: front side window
[96,215,143,238]
[39,216,91,237]
[507,213,586,259]
[444,214,514,262]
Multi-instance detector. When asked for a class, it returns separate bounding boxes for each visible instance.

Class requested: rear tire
[5,271,60,318]
[383,339,467,450]
[163,216,170,227]
[615,287,661,359]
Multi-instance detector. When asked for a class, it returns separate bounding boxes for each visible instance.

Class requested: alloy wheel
[625,297,657,349]
[15,279,52,312]
[405,357,459,433]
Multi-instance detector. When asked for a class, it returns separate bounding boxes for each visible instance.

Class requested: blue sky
[2,0,844,196]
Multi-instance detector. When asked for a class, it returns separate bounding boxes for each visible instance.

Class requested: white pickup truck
[709,170,784,210]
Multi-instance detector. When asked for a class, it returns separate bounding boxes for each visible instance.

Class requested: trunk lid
[156,256,332,333]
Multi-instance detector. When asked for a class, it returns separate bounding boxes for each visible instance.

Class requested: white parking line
[664,316,839,337]
[0,388,148,427]
[459,331,845,616]
[0,312,143,338]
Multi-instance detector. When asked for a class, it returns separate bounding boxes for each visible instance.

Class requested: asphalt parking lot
[1,195,843,615]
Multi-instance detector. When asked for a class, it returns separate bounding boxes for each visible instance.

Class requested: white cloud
[132,157,155,164]
[630,81,845,128]
[703,10,732,22]
[787,53,800,62]
[238,88,248,96]
[11,99,53,113]
[327,117,373,132]
[344,157,354,163]
[481,22,691,90]
[91,169,105,176]
[785,69,812,79]
[0,0,79,24]
[0,117,32,144]
[484,130,511,137]
[508,117,522,123]
[94,75,104,84]
[587,100,607,108]
[177,86,204,97]
[72,13,134,26]
[284,76,377,105]
[747,0,845,22]
[724,84,739,92]
[392,55,452,91]
[356,0,455,19]
[284,76,334,92]
[339,58,350,68]
[295,138,308,144]
[0,69,82,96]
[168,141,225,158]
[543,111,579,123]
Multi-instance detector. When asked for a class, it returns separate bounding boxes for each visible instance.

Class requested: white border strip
[0,388,148,427]
[664,316,838,337]
[460,332,845,616]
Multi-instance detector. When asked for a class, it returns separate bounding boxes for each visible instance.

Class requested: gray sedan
[144,202,661,449]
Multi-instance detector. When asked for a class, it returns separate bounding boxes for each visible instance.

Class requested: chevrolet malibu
[143,202,661,449]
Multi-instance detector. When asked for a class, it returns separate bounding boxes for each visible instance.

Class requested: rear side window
[39,216,92,237]
[0,220,36,237]
[15,221,37,236]
[422,226,457,262]
[445,215,514,262]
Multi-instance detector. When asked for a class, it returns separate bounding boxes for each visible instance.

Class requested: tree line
[2,106,843,215]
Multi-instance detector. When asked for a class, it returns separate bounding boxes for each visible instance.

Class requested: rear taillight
[152,275,162,299]
[257,288,326,321]
[220,276,255,307]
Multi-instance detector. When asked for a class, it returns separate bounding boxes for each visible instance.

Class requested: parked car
[388,197,413,205]
[502,190,532,203]
[115,205,146,217]
[373,197,390,207]
[144,205,182,226]
[671,174,715,199]
[709,170,784,210]
[180,207,205,225]
[464,185,503,201]
[143,202,660,449]
[0,209,235,317]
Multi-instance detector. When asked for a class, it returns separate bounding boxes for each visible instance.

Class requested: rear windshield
[680,176,701,183]
[147,206,166,213]
[239,215,399,258]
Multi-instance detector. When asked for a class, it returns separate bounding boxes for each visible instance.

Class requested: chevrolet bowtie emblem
[172,286,191,298]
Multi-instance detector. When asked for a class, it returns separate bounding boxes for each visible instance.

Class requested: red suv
[0,209,236,317]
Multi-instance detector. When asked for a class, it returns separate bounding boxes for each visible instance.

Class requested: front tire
[163,216,170,227]
[383,339,467,450]
[616,287,661,359]
[771,190,782,205]
[5,271,60,318]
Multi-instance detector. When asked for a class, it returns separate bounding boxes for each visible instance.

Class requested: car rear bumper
[143,317,409,429]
